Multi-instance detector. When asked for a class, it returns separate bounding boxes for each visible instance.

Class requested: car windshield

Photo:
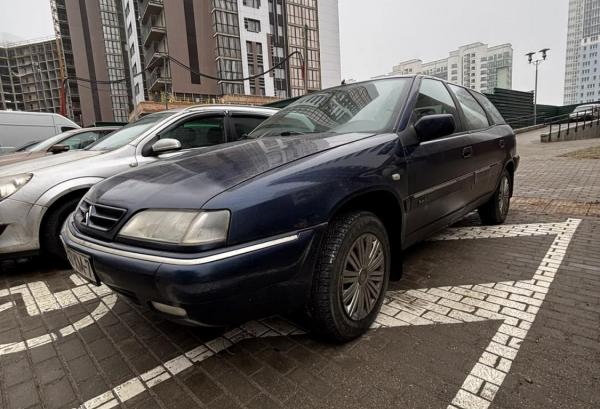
[249,78,412,138]
[87,112,175,151]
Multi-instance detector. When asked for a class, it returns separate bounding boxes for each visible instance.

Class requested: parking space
[1,209,598,409]
[1,129,600,409]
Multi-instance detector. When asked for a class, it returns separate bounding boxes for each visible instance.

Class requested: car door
[404,78,475,236]
[227,113,270,141]
[448,85,503,202]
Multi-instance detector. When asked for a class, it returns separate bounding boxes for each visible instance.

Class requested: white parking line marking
[77,219,580,409]
[0,274,117,355]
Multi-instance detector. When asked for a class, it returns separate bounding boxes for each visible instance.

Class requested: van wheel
[309,211,390,342]
[41,197,81,262]
[479,169,511,225]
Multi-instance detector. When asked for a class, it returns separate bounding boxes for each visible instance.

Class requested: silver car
[0,105,276,259]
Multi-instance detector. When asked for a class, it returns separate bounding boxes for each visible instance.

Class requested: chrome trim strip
[63,226,300,266]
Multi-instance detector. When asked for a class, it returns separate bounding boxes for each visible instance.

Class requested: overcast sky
[0,0,569,105]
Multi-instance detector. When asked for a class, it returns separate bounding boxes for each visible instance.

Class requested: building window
[127,22,132,38]
[244,18,261,33]
[125,2,130,17]
[243,0,260,8]
[135,83,140,95]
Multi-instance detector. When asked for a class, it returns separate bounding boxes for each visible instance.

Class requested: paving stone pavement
[515,127,600,203]
[1,129,599,409]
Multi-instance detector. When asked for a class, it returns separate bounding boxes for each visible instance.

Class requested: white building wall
[237,0,274,96]
[564,0,585,104]
[575,36,600,102]
[122,0,145,106]
[317,0,341,89]
[390,42,513,93]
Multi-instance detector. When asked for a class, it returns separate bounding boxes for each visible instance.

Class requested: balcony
[141,0,164,24]
[147,69,171,93]
[145,49,168,71]
[142,17,167,48]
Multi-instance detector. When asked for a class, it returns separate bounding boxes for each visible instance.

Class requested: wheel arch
[36,177,103,249]
[328,188,405,280]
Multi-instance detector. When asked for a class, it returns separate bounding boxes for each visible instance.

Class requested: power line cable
[67,50,304,86]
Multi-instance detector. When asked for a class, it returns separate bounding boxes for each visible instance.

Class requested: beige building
[389,42,513,93]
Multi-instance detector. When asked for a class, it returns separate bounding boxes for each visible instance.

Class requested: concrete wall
[541,121,600,142]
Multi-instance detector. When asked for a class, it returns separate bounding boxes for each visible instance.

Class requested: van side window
[412,79,459,127]
[61,126,77,132]
[448,85,490,130]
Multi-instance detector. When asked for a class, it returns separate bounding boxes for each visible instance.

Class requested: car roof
[182,104,279,114]
[75,126,120,132]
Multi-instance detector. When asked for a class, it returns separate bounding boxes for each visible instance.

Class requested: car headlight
[118,210,230,245]
[0,173,33,201]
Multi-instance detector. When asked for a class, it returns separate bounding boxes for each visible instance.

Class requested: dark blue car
[62,75,519,341]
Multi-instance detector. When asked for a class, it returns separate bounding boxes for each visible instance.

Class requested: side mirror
[49,144,70,154]
[151,138,182,155]
[414,114,456,142]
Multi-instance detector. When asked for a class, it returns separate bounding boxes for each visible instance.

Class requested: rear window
[471,92,506,125]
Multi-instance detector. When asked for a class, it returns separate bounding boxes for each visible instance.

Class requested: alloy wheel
[341,233,386,321]
[498,175,510,216]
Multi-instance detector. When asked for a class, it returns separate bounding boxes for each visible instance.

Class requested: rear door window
[229,115,268,141]
[471,92,506,125]
[412,79,460,130]
[448,84,490,130]
[159,115,225,149]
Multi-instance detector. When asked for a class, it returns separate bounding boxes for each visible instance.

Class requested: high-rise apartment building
[564,0,600,104]
[389,42,513,93]
[52,0,132,125]
[0,37,63,113]
[52,0,340,124]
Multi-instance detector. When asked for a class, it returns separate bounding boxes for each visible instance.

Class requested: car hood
[88,133,374,210]
[0,150,104,176]
[0,151,43,167]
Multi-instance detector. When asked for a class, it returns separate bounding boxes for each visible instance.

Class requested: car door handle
[498,139,506,149]
[462,146,473,159]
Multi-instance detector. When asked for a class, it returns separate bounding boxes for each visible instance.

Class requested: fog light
[151,301,187,317]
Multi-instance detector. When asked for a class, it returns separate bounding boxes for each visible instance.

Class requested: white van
[0,111,80,153]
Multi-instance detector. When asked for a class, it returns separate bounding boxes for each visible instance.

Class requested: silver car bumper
[0,198,44,256]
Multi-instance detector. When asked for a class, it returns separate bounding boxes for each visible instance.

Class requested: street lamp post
[526,48,550,125]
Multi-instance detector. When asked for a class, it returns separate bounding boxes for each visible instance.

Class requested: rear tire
[478,169,512,225]
[40,197,81,261]
[309,211,390,342]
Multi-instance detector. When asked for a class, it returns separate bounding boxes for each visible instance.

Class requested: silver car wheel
[341,233,385,321]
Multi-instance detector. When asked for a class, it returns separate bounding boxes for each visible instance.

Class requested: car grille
[75,200,127,232]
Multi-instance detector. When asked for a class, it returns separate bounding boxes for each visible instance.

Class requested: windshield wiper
[278,130,306,136]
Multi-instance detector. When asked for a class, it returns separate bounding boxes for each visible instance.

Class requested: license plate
[65,247,98,285]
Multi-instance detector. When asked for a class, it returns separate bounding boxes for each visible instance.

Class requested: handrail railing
[546,106,600,139]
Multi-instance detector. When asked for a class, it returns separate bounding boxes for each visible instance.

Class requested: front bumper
[61,219,325,326]
[0,198,45,257]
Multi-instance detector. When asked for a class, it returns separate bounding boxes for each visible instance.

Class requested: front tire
[478,169,512,225]
[40,197,81,261]
[309,211,390,342]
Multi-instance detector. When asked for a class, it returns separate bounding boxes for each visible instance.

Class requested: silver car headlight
[0,173,33,201]
[118,210,230,245]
